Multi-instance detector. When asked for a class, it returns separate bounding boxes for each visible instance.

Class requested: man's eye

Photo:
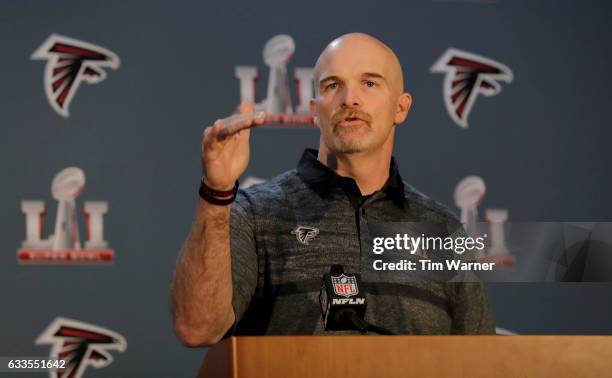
[326,82,338,90]
[365,81,376,88]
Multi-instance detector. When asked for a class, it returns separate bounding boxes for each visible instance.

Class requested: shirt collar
[296,149,405,207]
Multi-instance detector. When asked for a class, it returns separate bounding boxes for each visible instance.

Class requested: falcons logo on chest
[35,317,127,378]
[291,226,319,245]
[431,48,513,129]
[31,34,120,118]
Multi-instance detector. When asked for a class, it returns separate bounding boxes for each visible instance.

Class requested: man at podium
[171,33,495,347]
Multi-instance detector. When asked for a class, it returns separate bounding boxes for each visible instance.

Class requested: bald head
[313,33,404,95]
[309,32,413,158]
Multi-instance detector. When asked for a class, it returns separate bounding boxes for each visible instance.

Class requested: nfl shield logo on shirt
[331,274,358,298]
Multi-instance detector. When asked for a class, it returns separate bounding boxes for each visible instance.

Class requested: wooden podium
[198,335,612,378]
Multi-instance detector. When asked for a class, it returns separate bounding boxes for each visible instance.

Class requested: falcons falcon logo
[35,317,127,378]
[291,226,319,245]
[31,34,120,118]
[430,48,513,129]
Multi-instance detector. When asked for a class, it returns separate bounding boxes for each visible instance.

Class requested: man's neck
[317,148,391,196]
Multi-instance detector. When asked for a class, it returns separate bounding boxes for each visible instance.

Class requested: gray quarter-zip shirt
[228,149,495,335]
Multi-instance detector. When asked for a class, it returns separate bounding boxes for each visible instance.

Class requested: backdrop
[1,0,611,376]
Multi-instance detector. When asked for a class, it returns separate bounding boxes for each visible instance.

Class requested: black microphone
[318,265,395,335]
[318,264,367,331]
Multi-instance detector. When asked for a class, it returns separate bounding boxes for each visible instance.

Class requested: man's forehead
[314,33,403,89]
[317,46,393,79]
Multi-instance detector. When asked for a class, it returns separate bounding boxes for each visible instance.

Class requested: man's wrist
[199,177,239,205]
[201,176,236,192]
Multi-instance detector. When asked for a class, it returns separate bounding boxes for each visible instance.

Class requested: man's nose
[340,83,361,108]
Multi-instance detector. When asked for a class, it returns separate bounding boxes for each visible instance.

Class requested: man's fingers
[239,100,255,115]
[217,112,266,138]
[203,110,265,153]
[203,124,219,151]
[253,111,267,125]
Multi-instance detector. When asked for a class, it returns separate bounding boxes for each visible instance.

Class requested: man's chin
[326,128,373,154]
[332,139,369,154]
[336,147,362,154]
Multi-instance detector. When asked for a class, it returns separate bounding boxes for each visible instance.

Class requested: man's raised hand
[201,101,266,191]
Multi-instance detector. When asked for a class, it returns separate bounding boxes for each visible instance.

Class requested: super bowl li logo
[235,34,315,126]
[18,167,113,264]
[454,175,514,267]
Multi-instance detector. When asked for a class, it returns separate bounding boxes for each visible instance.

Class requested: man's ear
[394,92,412,125]
[309,99,320,128]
